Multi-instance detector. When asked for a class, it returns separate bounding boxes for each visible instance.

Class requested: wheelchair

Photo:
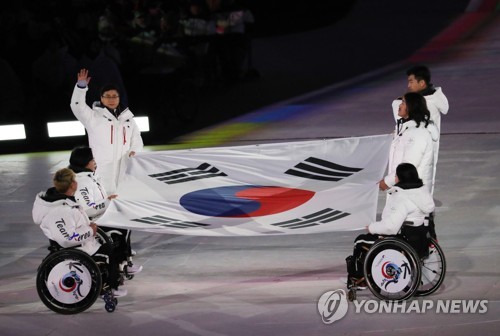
[347,235,446,301]
[36,228,125,314]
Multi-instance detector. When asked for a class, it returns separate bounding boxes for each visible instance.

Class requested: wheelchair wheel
[364,237,421,301]
[96,228,113,246]
[36,249,102,314]
[415,238,446,296]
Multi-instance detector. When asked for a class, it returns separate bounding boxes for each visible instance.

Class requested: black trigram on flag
[149,163,227,184]
[272,208,350,229]
[285,157,362,181]
[131,215,210,229]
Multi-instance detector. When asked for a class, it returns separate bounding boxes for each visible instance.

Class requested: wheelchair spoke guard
[364,238,421,301]
[37,249,102,314]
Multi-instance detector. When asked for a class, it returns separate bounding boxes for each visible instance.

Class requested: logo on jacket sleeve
[56,218,79,241]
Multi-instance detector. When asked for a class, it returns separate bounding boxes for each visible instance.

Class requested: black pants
[400,225,430,258]
[93,242,121,290]
[346,233,379,279]
[427,212,437,239]
[99,226,132,264]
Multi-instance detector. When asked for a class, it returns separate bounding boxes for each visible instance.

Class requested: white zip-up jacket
[368,185,435,235]
[70,84,144,193]
[32,189,100,255]
[73,170,109,220]
[392,88,449,194]
[384,120,439,192]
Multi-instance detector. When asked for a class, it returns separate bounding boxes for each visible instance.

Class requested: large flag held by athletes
[96,134,392,236]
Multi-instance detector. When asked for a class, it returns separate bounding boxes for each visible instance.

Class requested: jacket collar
[92,102,133,120]
[42,187,77,203]
[398,119,417,134]
[419,84,436,96]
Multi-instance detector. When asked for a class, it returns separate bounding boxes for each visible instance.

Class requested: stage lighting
[46,116,149,138]
[135,116,150,132]
[47,121,86,137]
[0,124,27,140]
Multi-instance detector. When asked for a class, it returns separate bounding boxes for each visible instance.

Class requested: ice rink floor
[1,13,500,336]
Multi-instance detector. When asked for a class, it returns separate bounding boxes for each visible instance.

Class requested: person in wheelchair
[346,162,435,289]
[68,146,142,275]
[32,168,127,297]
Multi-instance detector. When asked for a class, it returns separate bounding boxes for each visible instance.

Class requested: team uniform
[32,188,100,255]
[384,119,439,193]
[348,184,435,279]
[70,84,143,193]
[392,86,449,193]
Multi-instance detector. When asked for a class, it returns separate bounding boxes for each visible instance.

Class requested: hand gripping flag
[96,134,392,236]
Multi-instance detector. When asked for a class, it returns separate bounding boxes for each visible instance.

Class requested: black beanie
[69,146,94,169]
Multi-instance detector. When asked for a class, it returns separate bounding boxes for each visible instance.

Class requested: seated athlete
[32,168,127,297]
[346,163,435,288]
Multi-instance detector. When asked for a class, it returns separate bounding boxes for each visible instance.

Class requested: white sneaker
[125,264,143,275]
[112,287,128,297]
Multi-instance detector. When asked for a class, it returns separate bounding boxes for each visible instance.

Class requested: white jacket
[70,84,144,193]
[422,87,449,132]
[392,88,449,195]
[32,190,100,255]
[384,120,439,192]
[392,87,449,131]
[368,185,435,235]
[74,171,110,220]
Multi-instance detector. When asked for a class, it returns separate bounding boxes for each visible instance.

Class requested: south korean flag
[96,134,392,236]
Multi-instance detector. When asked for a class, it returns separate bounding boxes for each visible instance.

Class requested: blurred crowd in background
[0,0,356,150]
[1,0,257,125]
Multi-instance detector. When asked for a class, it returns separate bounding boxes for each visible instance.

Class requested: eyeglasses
[102,95,120,99]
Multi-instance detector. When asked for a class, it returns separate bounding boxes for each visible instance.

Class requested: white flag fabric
[96,134,392,236]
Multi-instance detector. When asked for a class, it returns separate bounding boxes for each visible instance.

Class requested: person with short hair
[393,65,449,131]
[70,68,144,194]
[32,168,127,297]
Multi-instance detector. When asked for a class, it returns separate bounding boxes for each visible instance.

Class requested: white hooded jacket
[368,185,435,235]
[70,84,144,193]
[384,120,439,193]
[32,189,100,255]
[73,170,110,220]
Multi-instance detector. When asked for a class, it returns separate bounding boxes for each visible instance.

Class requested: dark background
[0,0,470,153]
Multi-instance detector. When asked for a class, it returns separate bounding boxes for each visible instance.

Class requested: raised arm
[70,69,95,126]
